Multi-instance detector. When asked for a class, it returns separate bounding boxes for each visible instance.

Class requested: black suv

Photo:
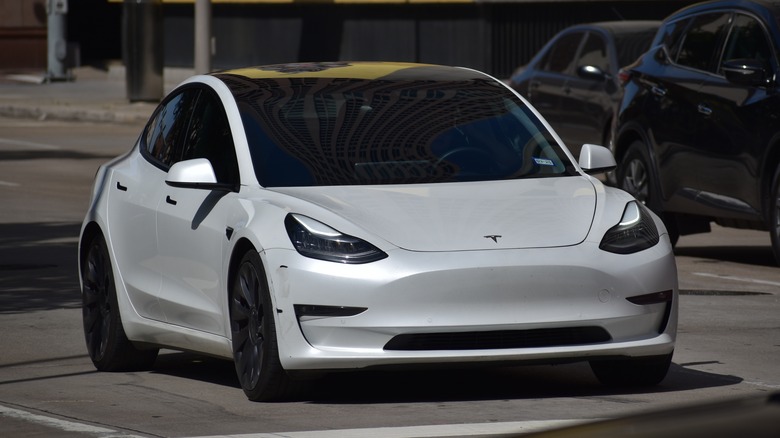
[509,22,660,157]
[613,0,780,261]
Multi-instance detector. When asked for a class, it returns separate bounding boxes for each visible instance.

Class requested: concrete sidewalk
[0,66,193,125]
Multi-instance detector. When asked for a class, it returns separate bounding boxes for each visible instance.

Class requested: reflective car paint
[79,62,678,401]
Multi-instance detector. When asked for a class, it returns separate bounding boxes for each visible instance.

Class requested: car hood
[269,177,597,251]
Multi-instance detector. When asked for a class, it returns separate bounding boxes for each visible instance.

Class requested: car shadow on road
[674,245,776,267]
[149,351,742,403]
[0,222,82,314]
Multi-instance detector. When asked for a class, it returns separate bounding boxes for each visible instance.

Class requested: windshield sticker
[533,158,555,166]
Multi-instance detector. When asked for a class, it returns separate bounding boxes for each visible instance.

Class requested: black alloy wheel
[230,251,296,401]
[81,234,158,371]
[618,141,653,206]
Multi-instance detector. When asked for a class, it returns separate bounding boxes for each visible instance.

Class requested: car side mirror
[166,158,237,191]
[576,65,610,81]
[722,59,768,87]
[578,143,617,175]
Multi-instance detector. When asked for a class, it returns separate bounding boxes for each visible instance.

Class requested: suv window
[542,32,583,73]
[675,12,731,72]
[721,14,773,73]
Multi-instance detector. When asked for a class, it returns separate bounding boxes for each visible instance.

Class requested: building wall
[0,0,46,69]
[1,1,695,76]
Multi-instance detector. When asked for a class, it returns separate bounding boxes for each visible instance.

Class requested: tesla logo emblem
[484,235,502,243]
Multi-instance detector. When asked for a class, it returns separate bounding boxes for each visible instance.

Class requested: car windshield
[225,75,576,187]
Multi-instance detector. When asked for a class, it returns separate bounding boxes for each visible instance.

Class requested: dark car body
[613,0,780,259]
[509,21,661,156]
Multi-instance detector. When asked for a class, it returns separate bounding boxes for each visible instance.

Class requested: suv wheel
[618,140,679,246]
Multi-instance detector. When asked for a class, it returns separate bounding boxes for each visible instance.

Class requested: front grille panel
[384,327,611,351]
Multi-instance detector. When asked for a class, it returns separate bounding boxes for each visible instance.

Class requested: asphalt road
[1,117,778,438]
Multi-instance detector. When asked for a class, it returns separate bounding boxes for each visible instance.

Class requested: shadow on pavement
[149,351,742,404]
[0,222,82,314]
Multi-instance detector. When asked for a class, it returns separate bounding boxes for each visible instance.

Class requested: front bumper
[263,237,678,371]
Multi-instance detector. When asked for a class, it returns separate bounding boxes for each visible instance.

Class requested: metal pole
[194,0,212,74]
[46,0,69,81]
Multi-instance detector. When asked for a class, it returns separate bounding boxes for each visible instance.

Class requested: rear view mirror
[722,59,768,87]
[579,143,617,175]
[166,158,237,192]
[576,65,610,81]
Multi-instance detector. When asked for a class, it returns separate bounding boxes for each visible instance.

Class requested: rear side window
[614,28,659,67]
[675,13,731,72]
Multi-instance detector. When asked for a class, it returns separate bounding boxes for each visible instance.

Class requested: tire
[81,234,158,371]
[769,166,780,265]
[230,251,298,401]
[590,352,673,387]
[617,140,679,245]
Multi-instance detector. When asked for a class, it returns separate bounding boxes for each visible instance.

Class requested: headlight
[285,214,387,264]
[599,201,659,254]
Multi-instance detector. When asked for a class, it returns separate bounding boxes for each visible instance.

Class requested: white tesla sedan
[79,62,678,401]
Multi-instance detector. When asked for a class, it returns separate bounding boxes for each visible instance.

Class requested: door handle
[697,104,712,116]
[166,195,177,206]
[116,182,127,191]
[651,86,666,97]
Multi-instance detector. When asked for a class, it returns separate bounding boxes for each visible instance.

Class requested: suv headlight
[285,214,387,264]
[600,201,659,254]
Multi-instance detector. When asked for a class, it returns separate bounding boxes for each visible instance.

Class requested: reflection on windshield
[223,75,575,187]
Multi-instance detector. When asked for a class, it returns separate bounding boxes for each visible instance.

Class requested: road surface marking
[0,404,146,437]
[693,272,780,288]
[189,419,590,438]
[0,137,61,150]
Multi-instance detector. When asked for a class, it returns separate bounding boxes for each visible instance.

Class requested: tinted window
[542,32,583,73]
[721,14,773,73]
[143,90,199,167]
[658,18,691,54]
[231,77,575,187]
[180,91,240,184]
[675,13,730,72]
[577,33,609,72]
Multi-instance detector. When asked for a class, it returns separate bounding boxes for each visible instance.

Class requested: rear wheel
[769,166,780,265]
[81,234,158,371]
[590,352,673,387]
[618,140,679,245]
[230,251,298,401]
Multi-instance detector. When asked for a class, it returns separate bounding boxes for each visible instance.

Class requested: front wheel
[230,251,299,401]
[589,352,673,387]
[81,234,158,371]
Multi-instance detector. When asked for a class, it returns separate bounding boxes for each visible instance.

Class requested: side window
[659,18,691,55]
[675,13,731,72]
[143,89,199,168]
[180,91,240,184]
[541,32,583,74]
[577,33,609,72]
[721,14,773,73]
